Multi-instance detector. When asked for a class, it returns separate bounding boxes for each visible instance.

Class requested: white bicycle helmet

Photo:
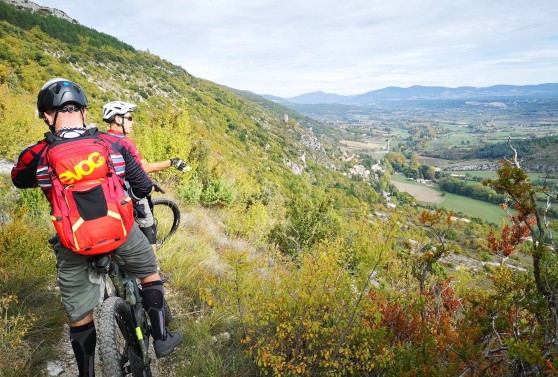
[102,101,137,123]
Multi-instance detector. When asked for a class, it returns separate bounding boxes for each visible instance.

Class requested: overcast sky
[35,0,558,97]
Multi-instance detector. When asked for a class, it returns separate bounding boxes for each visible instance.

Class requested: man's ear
[43,111,55,126]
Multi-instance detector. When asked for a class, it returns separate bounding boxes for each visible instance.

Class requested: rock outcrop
[1,0,79,24]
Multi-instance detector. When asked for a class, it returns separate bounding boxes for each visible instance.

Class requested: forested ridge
[0,1,134,50]
[1,3,558,376]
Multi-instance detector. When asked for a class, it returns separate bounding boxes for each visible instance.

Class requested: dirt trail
[45,320,178,376]
[0,159,13,175]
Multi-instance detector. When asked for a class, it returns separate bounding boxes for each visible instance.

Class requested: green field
[452,170,558,181]
[391,179,444,204]
[441,192,509,224]
[391,174,509,224]
[454,170,497,179]
[428,133,477,149]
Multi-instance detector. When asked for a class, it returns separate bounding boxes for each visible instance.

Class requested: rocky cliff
[0,0,78,24]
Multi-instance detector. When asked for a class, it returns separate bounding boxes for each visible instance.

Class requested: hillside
[1,2,557,377]
[0,3,384,375]
[0,0,382,205]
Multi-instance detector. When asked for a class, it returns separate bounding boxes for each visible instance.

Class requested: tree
[420,164,436,180]
[485,138,558,371]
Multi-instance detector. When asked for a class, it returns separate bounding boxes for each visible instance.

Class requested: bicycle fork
[126,280,151,366]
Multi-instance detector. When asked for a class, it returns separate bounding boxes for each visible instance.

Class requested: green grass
[447,170,556,179]
[441,192,509,224]
[390,173,511,224]
[390,173,410,184]
[155,205,255,376]
[456,170,498,179]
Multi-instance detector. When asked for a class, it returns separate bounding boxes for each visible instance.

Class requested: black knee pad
[140,224,157,245]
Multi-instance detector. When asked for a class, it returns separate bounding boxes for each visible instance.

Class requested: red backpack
[44,129,135,255]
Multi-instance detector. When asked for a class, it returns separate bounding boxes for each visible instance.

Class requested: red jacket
[106,129,144,164]
[11,127,152,202]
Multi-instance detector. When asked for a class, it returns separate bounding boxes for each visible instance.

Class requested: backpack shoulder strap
[44,131,60,145]
[84,127,99,137]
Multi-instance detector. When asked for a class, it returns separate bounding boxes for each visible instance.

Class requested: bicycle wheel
[164,297,173,324]
[97,297,152,377]
[151,198,181,247]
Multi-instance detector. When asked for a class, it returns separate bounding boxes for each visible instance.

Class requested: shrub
[225,200,273,245]
[178,177,203,204]
[267,194,341,259]
[217,244,392,376]
[200,176,237,207]
[0,197,59,376]
[0,294,36,376]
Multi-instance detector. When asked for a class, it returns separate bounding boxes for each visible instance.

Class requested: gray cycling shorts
[53,223,157,323]
[135,197,154,228]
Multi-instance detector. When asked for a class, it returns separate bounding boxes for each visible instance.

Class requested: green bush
[225,200,273,245]
[0,294,36,376]
[178,176,237,207]
[0,202,60,376]
[178,178,203,204]
[200,176,237,207]
[268,193,341,259]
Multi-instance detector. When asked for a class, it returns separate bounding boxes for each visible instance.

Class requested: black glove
[170,158,190,171]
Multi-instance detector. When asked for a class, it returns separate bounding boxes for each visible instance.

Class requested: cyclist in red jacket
[11,78,183,377]
[102,100,188,252]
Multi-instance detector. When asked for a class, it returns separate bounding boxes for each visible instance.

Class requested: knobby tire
[163,297,173,324]
[149,198,178,324]
[97,296,152,377]
[151,198,181,247]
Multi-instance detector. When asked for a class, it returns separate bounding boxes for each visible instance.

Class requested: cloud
[37,0,558,96]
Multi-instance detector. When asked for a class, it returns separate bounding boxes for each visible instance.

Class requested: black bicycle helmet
[37,78,88,119]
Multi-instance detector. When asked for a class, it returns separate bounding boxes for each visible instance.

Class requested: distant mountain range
[262,84,558,106]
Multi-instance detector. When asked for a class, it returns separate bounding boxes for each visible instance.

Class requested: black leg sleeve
[141,280,167,341]
[69,321,96,377]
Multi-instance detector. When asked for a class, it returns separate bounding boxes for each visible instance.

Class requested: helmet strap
[118,116,127,135]
[52,109,60,129]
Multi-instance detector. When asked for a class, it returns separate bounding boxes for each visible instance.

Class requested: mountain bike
[93,183,179,376]
[148,182,181,248]
[93,254,153,377]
